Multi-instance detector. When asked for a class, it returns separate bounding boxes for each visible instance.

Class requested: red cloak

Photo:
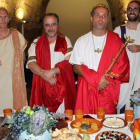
[30,33,77,112]
[75,31,129,114]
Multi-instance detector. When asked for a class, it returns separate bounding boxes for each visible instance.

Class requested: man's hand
[41,69,55,82]
[127,44,140,53]
[48,77,57,85]
[98,74,110,91]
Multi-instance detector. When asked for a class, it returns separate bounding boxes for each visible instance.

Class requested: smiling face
[91,7,109,31]
[127,2,140,22]
[0,9,9,29]
[43,15,58,38]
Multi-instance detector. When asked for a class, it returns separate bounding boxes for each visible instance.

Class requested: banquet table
[0,113,134,140]
[68,114,133,140]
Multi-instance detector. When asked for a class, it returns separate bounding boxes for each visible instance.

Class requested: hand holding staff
[105,35,134,74]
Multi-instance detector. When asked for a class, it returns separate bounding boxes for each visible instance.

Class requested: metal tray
[0,117,12,140]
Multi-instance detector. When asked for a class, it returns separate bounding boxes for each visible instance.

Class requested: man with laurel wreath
[69,4,129,114]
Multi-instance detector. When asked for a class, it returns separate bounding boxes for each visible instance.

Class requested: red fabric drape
[54,32,67,54]
[55,61,77,111]
[75,31,129,114]
[30,33,76,112]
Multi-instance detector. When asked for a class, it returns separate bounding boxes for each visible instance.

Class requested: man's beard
[46,29,57,37]
[127,13,139,21]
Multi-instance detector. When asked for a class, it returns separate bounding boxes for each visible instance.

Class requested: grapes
[50,112,53,115]
[83,134,90,140]
[46,108,49,111]
[11,135,14,139]
[33,105,42,112]
[11,112,29,139]
[10,106,55,139]
[45,108,50,114]
[46,111,49,114]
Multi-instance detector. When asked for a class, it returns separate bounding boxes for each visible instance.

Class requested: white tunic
[0,32,26,114]
[27,36,72,113]
[114,23,140,113]
[27,36,72,68]
[69,31,107,71]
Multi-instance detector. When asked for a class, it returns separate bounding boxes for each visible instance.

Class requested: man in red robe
[69,4,129,114]
[27,13,76,113]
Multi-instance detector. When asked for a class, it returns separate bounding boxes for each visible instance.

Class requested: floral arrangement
[6,105,56,139]
[130,88,140,106]
[54,112,69,120]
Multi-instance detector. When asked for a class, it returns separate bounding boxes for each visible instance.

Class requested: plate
[52,129,82,140]
[70,118,103,134]
[95,131,131,140]
[78,134,82,139]
[0,117,12,140]
[101,117,127,129]
[52,134,82,140]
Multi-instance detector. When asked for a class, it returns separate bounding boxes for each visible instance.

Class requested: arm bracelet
[52,68,56,76]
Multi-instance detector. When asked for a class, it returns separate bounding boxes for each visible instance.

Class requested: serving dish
[0,117,12,140]
[95,131,131,140]
[70,118,102,134]
[101,117,127,129]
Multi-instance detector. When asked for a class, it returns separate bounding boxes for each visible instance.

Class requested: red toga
[30,33,77,112]
[75,31,129,114]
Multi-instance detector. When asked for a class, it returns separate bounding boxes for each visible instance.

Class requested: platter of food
[95,131,131,140]
[101,117,127,129]
[0,117,11,140]
[70,118,103,134]
[52,128,82,140]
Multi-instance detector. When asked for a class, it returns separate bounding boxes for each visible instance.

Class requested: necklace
[92,32,107,53]
[0,29,9,39]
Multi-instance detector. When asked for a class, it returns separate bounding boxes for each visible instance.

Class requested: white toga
[114,23,140,113]
[69,31,107,71]
[26,36,72,113]
[0,31,26,114]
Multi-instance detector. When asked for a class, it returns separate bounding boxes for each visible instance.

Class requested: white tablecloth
[68,114,133,140]
[0,113,133,139]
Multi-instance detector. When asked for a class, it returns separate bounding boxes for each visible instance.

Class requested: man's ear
[90,16,93,22]
[107,17,109,22]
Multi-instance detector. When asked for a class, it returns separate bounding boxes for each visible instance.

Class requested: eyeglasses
[127,7,139,12]
[44,23,58,27]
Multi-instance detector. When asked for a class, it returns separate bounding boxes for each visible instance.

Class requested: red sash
[30,33,76,112]
[75,31,129,114]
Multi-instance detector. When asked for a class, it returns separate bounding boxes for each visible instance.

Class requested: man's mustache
[48,30,55,32]
[128,13,136,16]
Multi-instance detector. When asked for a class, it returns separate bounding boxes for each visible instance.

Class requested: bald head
[0,7,9,17]
[0,7,10,29]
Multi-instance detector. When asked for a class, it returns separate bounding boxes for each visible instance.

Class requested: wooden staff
[105,35,134,74]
